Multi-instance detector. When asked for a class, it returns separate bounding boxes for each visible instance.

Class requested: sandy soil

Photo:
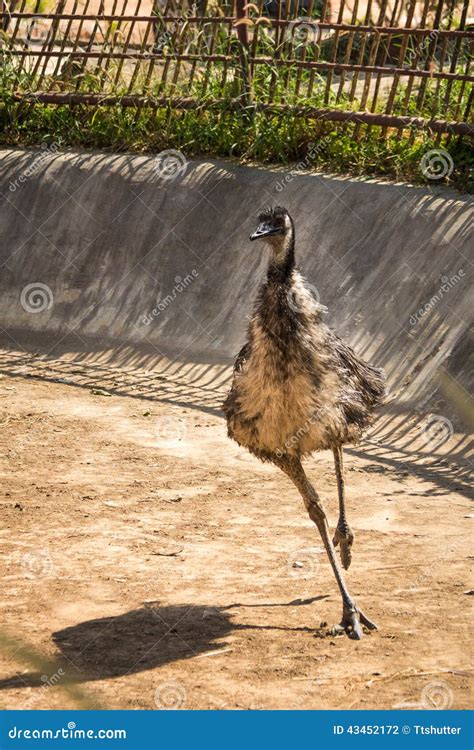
[0,358,472,711]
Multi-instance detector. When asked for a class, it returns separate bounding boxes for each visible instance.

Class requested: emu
[223,206,386,639]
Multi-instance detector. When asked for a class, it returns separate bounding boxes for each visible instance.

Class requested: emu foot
[333,524,354,570]
[335,604,377,640]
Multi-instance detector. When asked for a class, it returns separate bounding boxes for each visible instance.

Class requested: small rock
[152,544,184,557]
[292,561,304,569]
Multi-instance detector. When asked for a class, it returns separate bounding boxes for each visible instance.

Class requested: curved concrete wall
[0,148,472,418]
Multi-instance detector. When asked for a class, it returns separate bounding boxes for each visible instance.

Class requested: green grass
[1,50,472,192]
[2,100,472,191]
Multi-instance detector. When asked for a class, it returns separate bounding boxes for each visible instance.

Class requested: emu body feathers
[224,268,385,461]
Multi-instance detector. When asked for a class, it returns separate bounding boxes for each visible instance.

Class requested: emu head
[250,206,294,263]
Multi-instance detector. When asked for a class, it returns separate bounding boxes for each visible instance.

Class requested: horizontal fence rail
[1,0,472,136]
[11,91,472,134]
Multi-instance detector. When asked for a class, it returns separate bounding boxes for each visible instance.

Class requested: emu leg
[332,446,354,570]
[274,454,376,640]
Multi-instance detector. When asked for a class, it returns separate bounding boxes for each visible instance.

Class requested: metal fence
[1,0,473,135]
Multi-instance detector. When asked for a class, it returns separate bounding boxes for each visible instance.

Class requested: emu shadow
[0,598,324,690]
[0,603,232,689]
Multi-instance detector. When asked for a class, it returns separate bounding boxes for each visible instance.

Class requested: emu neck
[267,230,295,284]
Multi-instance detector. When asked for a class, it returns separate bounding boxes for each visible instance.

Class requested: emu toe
[333,525,354,570]
[340,605,377,640]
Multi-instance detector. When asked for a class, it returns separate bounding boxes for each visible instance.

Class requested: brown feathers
[223,209,386,462]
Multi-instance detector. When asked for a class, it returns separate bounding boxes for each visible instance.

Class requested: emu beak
[249,222,280,241]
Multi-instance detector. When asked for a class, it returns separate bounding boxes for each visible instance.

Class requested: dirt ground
[0,352,472,711]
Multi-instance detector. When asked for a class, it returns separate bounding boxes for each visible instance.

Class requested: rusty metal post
[235,0,253,108]
[1,0,16,32]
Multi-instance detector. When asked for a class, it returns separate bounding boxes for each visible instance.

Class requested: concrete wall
[1,148,472,417]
